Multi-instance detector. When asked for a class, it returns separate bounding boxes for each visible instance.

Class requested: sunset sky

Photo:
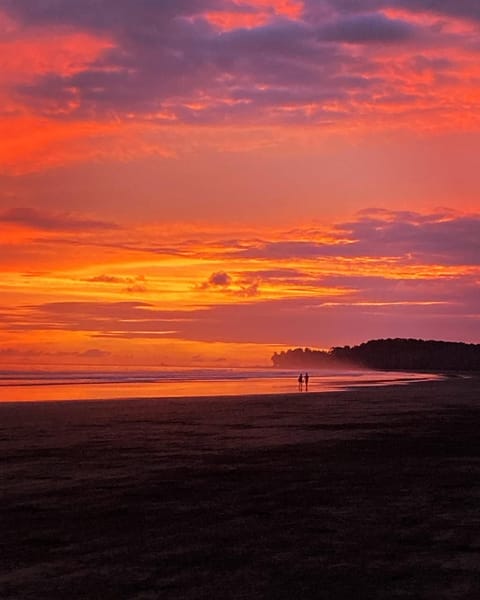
[0,0,479,368]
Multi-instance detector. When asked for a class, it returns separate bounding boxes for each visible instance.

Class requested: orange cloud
[241,0,303,19]
[0,208,478,367]
[204,11,270,30]
[204,0,303,30]
[0,27,114,83]
[381,7,478,35]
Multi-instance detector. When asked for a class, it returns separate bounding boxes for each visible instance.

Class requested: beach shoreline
[2,375,480,599]
[0,367,445,404]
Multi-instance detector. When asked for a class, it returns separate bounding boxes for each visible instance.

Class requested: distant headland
[271,338,480,371]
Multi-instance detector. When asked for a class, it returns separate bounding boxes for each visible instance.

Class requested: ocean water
[0,367,442,402]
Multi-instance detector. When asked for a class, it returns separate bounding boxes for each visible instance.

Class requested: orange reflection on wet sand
[0,371,442,403]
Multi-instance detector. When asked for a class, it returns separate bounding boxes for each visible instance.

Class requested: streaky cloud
[0,206,119,231]
[319,13,419,44]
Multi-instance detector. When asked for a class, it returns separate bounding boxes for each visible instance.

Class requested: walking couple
[298,372,309,391]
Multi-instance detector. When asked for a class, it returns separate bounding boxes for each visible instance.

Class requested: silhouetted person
[304,372,309,391]
[298,373,303,391]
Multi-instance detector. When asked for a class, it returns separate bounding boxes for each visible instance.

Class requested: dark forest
[271,338,480,371]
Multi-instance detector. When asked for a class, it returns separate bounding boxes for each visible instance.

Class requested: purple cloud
[0,301,185,338]
[0,207,118,231]
[397,0,480,22]
[206,271,232,287]
[318,273,479,309]
[304,0,480,23]
[198,271,232,291]
[0,346,110,358]
[157,297,480,346]
[85,274,148,293]
[319,13,419,44]
[338,211,480,265]
[199,271,261,297]
[4,0,474,126]
[232,211,480,266]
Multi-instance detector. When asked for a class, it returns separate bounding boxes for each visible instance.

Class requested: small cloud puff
[201,271,233,288]
[199,271,260,296]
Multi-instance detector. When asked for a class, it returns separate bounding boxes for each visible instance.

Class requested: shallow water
[0,366,442,402]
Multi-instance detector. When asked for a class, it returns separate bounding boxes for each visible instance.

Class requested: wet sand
[1,376,480,599]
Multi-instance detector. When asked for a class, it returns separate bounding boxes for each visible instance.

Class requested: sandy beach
[2,375,480,599]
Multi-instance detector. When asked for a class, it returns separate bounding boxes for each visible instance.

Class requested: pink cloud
[0,206,118,232]
[2,0,480,134]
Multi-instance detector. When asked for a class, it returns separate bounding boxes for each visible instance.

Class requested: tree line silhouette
[271,338,480,371]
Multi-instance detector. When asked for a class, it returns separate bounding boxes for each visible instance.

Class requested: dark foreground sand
[1,376,480,599]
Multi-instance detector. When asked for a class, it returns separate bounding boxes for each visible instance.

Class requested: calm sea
[0,367,442,403]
